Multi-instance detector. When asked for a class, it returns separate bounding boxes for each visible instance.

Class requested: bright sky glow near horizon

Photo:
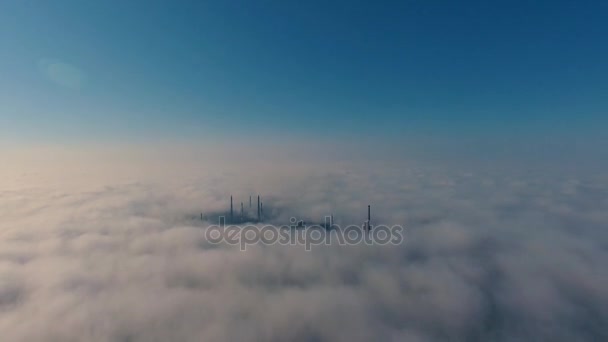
[1,0,606,154]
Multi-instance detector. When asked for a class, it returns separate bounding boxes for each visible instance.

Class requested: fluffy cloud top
[1,146,607,341]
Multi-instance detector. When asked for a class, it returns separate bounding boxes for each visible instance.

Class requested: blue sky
[1,0,606,148]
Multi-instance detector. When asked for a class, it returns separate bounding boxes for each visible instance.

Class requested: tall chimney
[241,202,244,220]
[367,205,371,231]
[257,196,260,221]
[250,196,252,208]
[230,196,233,221]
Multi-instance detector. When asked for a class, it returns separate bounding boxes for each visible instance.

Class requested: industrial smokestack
[249,196,252,208]
[241,202,244,220]
[230,196,233,221]
[367,205,371,231]
[325,214,334,229]
[257,196,260,221]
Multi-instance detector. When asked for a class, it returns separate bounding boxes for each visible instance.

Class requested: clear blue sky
[1,0,607,147]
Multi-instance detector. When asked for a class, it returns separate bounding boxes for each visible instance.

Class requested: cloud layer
[1,147,607,341]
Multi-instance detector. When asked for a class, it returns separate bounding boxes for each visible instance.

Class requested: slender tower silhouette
[250,196,252,208]
[230,196,233,221]
[241,202,244,220]
[257,196,260,221]
[367,205,371,231]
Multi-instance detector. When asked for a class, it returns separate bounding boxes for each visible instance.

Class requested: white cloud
[0,146,607,341]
